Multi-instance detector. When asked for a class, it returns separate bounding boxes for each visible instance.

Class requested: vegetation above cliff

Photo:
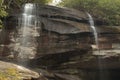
[60,0,120,26]
[0,0,7,28]
[1,0,120,27]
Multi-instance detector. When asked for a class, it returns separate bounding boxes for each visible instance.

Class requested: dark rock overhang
[3,4,120,34]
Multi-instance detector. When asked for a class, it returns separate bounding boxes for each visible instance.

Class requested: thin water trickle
[86,12,99,48]
[16,3,40,59]
[87,12,105,80]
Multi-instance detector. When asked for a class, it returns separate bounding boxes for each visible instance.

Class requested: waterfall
[86,12,99,48]
[16,3,40,59]
[86,13,106,80]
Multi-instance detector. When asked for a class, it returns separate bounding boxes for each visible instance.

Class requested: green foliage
[31,0,52,4]
[0,68,22,80]
[0,0,7,28]
[60,0,120,25]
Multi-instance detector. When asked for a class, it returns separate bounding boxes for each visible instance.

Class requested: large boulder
[0,61,47,80]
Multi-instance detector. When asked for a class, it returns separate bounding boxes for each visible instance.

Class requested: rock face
[1,4,93,58]
[0,3,120,80]
[0,61,40,80]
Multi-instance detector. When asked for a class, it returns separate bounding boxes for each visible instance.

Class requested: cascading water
[87,13,106,80]
[86,12,99,48]
[15,3,40,59]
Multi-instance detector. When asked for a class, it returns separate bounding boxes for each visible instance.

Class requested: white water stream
[86,12,99,48]
[17,3,40,59]
[87,12,106,80]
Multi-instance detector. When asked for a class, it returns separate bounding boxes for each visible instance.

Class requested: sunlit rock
[0,61,40,80]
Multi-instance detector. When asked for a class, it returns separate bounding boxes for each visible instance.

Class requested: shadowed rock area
[0,4,120,80]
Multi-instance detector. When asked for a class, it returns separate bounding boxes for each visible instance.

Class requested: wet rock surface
[0,4,120,80]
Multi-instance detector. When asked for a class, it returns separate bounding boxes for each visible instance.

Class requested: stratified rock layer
[0,4,120,80]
